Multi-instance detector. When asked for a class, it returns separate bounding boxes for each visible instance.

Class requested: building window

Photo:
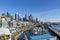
[8,21,13,27]
[8,21,10,27]
[0,20,2,27]
[11,22,13,27]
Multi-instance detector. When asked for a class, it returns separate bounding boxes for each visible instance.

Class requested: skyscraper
[7,12,12,17]
[15,12,20,20]
[15,13,16,20]
[25,13,28,21]
[29,14,32,21]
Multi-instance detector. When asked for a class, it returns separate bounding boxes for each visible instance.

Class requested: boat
[28,26,57,40]
[29,33,57,40]
[30,27,43,35]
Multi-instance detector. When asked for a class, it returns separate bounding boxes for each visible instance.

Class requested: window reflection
[0,20,2,27]
[8,21,13,27]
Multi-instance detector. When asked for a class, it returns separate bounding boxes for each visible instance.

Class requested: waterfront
[0,0,60,40]
[0,13,60,40]
[19,24,60,40]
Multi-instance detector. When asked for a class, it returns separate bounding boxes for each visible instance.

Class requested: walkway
[48,26,60,37]
[11,22,35,40]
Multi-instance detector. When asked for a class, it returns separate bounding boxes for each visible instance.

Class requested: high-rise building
[15,12,20,20]
[29,14,35,22]
[15,13,16,20]
[23,17,25,21]
[1,13,5,18]
[36,18,38,22]
[7,12,12,17]
[29,14,32,20]
[25,13,29,21]
[1,13,6,21]
[18,14,20,20]
[11,16,13,21]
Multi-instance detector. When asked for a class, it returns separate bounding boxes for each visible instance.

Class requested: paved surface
[48,26,60,37]
[11,23,35,40]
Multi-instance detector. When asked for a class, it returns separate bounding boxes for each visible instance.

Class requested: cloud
[38,9,60,22]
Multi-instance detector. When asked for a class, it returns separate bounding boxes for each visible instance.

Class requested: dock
[11,22,35,40]
[48,26,60,37]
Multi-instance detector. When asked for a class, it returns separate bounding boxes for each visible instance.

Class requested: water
[19,25,58,40]
[19,33,25,40]
[29,33,57,40]
[19,31,57,40]
[51,24,60,31]
[28,26,57,40]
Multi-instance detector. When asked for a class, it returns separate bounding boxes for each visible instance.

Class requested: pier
[0,12,59,40]
[48,26,60,36]
[48,26,60,40]
[11,22,35,40]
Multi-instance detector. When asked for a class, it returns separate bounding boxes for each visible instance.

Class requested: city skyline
[0,0,60,22]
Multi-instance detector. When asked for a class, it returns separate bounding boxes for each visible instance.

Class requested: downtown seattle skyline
[0,0,60,22]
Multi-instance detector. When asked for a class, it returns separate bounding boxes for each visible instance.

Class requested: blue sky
[0,0,60,22]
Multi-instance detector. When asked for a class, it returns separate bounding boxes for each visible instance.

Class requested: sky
[0,0,60,22]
